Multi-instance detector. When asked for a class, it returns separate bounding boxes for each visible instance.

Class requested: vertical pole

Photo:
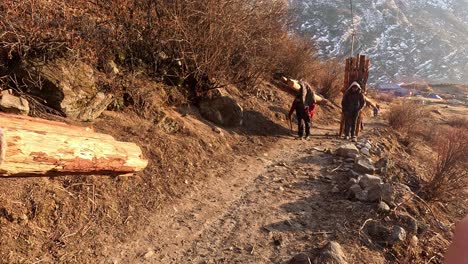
[350,0,355,57]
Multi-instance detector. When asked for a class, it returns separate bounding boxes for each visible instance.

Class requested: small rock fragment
[390,226,407,245]
[289,253,311,264]
[377,201,391,213]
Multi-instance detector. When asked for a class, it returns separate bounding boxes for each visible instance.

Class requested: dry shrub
[446,116,468,129]
[423,126,468,201]
[373,92,395,103]
[272,35,319,81]
[387,101,428,132]
[315,59,344,101]
[1,0,313,97]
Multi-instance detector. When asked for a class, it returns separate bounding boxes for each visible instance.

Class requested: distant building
[376,83,402,91]
[376,83,412,97]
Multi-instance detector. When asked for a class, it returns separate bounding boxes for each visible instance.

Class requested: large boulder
[199,88,243,127]
[0,90,29,115]
[20,59,112,120]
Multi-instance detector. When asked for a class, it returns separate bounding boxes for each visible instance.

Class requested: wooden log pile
[0,113,148,177]
[342,54,371,93]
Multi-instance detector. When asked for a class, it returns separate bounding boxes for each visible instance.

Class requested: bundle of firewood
[342,54,371,93]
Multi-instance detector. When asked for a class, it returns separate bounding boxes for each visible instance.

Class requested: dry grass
[387,101,428,133]
[423,126,468,201]
[372,92,395,103]
[446,116,468,129]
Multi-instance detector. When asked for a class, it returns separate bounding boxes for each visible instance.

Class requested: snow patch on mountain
[291,0,468,84]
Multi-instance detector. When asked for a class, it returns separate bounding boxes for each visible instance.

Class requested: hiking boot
[295,136,303,140]
[352,136,357,142]
[344,136,350,140]
[304,135,310,140]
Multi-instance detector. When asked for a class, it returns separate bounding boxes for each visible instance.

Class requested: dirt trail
[109,121,384,263]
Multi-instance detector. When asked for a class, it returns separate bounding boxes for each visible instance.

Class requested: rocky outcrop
[19,59,112,121]
[199,88,243,127]
[0,90,29,115]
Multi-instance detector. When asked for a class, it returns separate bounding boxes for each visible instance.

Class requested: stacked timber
[0,113,148,177]
[342,54,371,93]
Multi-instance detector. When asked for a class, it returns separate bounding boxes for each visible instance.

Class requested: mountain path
[110,122,382,264]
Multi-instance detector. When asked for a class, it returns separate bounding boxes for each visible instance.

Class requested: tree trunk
[0,113,148,177]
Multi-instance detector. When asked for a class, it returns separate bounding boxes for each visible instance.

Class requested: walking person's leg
[304,115,311,139]
[350,111,359,138]
[296,111,304,138]
[344,114,351,139]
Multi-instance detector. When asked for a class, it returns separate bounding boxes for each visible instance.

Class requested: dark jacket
[341,89,365,114]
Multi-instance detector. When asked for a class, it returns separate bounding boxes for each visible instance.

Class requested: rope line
[350,0,356,57]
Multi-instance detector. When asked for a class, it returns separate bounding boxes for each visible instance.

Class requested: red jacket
[289,100,316,119]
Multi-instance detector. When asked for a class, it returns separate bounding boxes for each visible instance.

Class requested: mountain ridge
[291,0,468,84]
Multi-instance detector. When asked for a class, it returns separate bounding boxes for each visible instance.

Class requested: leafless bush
[372,92,395,103]
[423,126,468,201]
[272,35,319,81]
[1,0,310,97]
[387,101,428,132]
[316,59,343,101]
[446,117,468,129]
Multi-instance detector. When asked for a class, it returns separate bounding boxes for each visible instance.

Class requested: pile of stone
[335,141,407,207]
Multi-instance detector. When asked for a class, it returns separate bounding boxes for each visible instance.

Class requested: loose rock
[336,144,359,159]
[390,226,407,245]
[360,148,370,156]
[367,184,383,202]
[349,184,367,201]
[358,174,383,190]
[0,90,29,115]
[314,241,347,264]
[377,201,391,213]
[289,253,311,264]
[199,88,243,127]
[353,157,375,174]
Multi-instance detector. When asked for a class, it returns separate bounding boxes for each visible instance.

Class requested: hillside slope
[291,0,468,84]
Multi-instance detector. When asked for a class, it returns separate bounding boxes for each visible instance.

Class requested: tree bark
[0,113,148,177]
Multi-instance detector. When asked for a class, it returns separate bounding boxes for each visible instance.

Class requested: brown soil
[0,84,466,264]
